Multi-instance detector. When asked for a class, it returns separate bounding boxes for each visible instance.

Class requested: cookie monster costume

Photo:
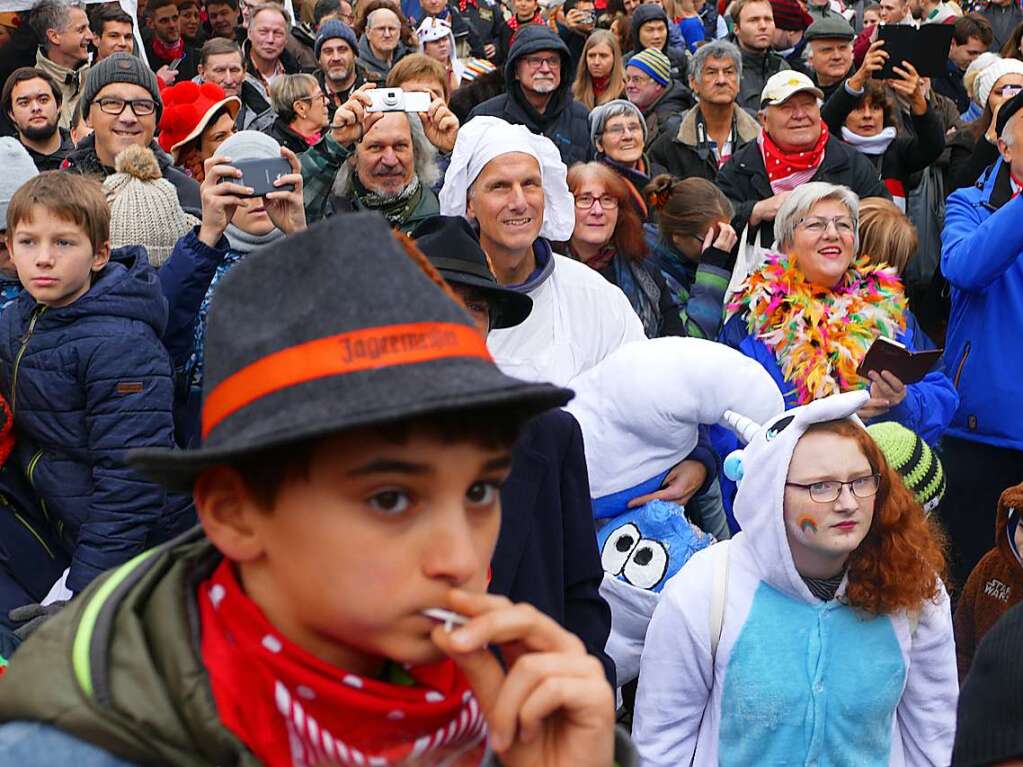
[564,337,785,684]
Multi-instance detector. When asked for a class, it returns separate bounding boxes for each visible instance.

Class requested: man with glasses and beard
[469,25,593,166]
[62,53,200,213]
[2,68,74,171]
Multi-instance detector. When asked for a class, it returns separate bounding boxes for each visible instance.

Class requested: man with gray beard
[299,83,458,231]
[467,25,592,166]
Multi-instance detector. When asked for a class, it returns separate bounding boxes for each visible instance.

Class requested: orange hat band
[202,322,493,439]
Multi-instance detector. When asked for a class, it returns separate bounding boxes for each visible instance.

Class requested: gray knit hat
[0,138,40,233]
[315,19,357,58]
[218,129,282,161]
[82,53,163,120]
[102,145,200,267]
[589,99,648,148]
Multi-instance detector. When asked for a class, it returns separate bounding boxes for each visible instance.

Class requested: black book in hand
[876,24,955,80]
[857,337,944,385]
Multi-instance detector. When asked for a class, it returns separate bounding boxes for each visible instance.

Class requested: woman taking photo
[572,30,627,109]
[644,174,737,340]
[634,391,957,765]
[589,100,662,217]
[158,81,240,182]
[720,182,957,444]
[567,161,681,337]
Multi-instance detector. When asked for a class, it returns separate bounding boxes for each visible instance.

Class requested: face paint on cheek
[797,514,819,536]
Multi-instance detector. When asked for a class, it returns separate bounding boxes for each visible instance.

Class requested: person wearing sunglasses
[721,181,957,445]
[267,73,329,154]
[62,53,201,214]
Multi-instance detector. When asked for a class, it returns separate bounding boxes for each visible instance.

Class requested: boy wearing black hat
[0,213,627,767]
[414,216,615,684]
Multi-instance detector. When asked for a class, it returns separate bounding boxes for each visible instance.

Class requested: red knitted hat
[157,81,241,158]
[769,0,813,31]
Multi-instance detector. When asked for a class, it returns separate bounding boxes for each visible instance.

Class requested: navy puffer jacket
[0,247,193,593]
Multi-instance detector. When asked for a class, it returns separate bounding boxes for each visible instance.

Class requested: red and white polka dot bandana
[199,561,487,766]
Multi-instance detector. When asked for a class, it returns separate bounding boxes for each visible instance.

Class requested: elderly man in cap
[649,39,759,181]
[62,53,201,213]
[315,19,364,120]
[468,25,592,166]
[624,47,694,147]
[412,216,615,684]
[940,91,1023,591]
[804,14,857,99]
[300,82,459,229]
[716,70,889,249]
[439,115,645,387]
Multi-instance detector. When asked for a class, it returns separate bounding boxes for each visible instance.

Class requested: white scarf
[841,125,897,156]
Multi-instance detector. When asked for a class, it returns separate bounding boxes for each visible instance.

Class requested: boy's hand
[198,154,251,247]
[432,590,615,767]
[264,147,306,235]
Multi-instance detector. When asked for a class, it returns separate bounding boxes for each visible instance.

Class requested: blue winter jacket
[941,158,1023,452]
[0,248,193,593]
[719,310,958,445]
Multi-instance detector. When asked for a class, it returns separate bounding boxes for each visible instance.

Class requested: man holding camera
[557,0,597,73]
[299,83,459,231]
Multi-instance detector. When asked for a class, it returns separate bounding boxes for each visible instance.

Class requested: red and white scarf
[151,35,185,64]
[199,561,487,767]
[507,11,543,44]
[758,122,830,194]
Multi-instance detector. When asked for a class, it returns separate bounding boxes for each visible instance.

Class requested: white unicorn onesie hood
[564,337,785,685]
[632,391,959,767]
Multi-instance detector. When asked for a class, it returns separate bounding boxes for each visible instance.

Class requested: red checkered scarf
[507,10,544,44]
[199,560,487,767]
[758,122,830,194]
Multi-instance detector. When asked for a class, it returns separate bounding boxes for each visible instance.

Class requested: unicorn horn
[721,410,762,445]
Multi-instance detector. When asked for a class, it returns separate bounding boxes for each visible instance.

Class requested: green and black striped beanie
[867,422,946,515]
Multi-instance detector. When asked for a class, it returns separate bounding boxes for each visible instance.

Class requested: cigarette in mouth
[422,608,469,632]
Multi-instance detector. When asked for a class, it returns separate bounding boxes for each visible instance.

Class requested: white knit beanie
[976,57,1023,111]
[0,138,40,233]
[102,145,199,267]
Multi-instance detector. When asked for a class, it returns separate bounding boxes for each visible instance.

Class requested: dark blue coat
[0,248,192,593]
[490,409,615,685]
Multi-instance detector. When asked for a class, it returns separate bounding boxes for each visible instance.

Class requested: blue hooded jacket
[941,158,1023,451]
[0,247,193,593]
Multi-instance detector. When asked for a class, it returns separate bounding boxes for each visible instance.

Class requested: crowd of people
[0,0,1020,762]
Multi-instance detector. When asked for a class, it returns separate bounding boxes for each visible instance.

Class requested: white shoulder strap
[709,542,731,660]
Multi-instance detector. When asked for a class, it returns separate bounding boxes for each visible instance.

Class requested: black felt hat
[412,216,533,330]
[995,90,1023,140]
[130,212,571,490]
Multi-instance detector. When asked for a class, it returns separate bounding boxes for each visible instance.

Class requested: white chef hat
[438,116,574,241]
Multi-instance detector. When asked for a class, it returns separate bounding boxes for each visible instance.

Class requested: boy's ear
[92,240,112,272]
[193,466,268,562]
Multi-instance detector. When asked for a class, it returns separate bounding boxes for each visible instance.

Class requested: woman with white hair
[720,182,957,445]
[589,99,664,219]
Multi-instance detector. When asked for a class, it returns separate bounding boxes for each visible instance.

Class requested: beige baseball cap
[760,71,825,108]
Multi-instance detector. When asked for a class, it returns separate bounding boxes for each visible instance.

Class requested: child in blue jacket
[0,171,192,609]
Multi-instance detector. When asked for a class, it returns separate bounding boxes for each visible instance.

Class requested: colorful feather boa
[731,253,907,405]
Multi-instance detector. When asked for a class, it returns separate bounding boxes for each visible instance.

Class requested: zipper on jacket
[25,448,52,525]
[11,306,46,416]
[953,341,972,389]
[1,491,55,559]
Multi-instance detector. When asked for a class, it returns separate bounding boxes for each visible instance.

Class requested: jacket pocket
[953,341,972,389]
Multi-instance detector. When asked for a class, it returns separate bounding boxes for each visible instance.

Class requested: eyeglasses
[603,122,643,137]
[523,54,561,70]
[797,215,855,237]
[94,97,157,116]
[575,193,619,210]
[297,92,329,105]
[786,474,880,503]
[372,25,399,35]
